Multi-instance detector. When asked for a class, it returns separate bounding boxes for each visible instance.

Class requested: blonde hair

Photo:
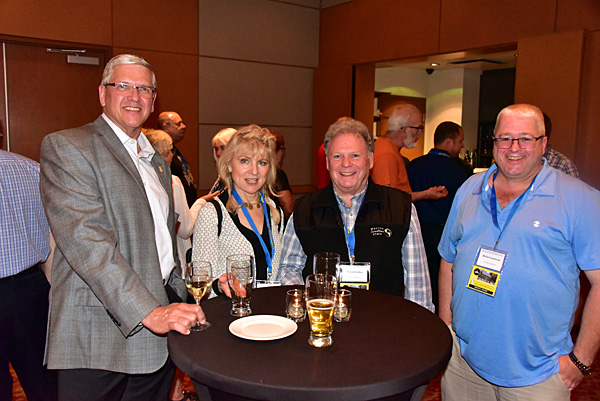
[212,127,237,162]
[217,125,280,225]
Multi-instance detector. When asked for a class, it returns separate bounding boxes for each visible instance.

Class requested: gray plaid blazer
[40,116,186,374]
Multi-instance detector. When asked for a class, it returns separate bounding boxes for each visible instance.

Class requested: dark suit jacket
[171,147,197,207]
[40,116,186,374]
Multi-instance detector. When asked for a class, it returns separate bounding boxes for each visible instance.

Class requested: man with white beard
[371,104,447,202]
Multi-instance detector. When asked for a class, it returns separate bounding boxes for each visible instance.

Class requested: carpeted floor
[11,357,600,400]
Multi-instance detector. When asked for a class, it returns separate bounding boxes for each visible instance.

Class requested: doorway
[1,40,108,161]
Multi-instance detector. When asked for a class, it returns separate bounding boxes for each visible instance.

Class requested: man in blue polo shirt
[438,104,600,400]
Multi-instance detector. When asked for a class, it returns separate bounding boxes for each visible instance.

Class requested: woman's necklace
[242,201,261,210]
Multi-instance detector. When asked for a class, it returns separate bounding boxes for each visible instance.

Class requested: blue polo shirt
[439,161,600,387]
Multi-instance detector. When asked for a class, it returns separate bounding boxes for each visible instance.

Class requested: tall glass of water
[313,252,340,277]
[226,254,254,317]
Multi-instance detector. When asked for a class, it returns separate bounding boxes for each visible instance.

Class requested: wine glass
[185,261,213,331]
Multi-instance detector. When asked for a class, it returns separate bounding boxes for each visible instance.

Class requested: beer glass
[226,254,254,317]
[305,274,337,347]
[313,252,340,277]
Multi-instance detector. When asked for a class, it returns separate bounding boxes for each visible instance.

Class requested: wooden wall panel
[353,63,376,132]
[113,0,198,55]
[198,58,313,127]
[0,0,111,45]
[439,0,556,53]
[514,31,584,161]
[556,0,600,32]
[199,0,319,67]
[311,64,353,182]
[0,45,5,150]
[576,31,600,189]
[319,0,440,66]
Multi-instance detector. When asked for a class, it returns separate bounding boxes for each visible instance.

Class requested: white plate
[229,315,297,341]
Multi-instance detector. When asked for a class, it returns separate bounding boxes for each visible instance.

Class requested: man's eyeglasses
[168,121,185,128]
[170,148,177,155]
[492,136,545,149]
[104,82,155,98]
[403,126,424,132]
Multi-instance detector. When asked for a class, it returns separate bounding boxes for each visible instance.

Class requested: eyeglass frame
[103,82,156,97]
[492,135,545,149]
[402,125,425,132]
[167,121,186,128]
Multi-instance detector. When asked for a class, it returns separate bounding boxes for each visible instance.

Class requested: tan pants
[441,326,571,401]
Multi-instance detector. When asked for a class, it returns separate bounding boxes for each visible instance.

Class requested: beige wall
[196,0,319,190]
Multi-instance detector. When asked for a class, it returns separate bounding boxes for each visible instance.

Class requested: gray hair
[494,104,545,136]
[143,128,172,157]
[323,118,374,154]
[101,54,156,88]
[388,104,421,133]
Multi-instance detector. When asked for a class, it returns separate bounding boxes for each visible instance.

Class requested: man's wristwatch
[569,351,593,375]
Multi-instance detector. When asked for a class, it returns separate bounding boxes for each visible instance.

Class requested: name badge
[255,280,282,288]
[466,246,508,297]
[338,262,371,290]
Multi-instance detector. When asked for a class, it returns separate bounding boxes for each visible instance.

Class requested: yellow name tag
[466,246,507,297]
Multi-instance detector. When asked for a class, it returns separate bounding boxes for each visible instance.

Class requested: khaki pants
[441,326,571,401]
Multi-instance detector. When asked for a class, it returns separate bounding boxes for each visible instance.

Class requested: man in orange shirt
[371,104,447,202]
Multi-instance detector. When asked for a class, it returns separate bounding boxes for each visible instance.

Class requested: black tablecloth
[168,286,451,401]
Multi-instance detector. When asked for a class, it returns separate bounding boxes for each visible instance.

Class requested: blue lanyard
[232,187,274,274]
[429,149,451,158]
[342,197,365,262]
[489,170,537,249]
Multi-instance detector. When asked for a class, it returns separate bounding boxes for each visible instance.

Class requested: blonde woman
[193,125,284,292]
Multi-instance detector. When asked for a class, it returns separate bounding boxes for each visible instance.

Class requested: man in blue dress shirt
[0,149,57,401]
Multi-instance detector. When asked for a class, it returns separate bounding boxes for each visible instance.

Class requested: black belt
[1,263,41,281]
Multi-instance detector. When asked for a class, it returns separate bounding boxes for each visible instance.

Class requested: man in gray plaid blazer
[40,54,204,401]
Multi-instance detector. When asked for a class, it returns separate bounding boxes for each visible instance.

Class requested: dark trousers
[420,223,445,312]
[0,265,58,401]
[57,358,175,401]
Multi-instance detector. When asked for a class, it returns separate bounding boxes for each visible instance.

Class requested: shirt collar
[476,160,555,198]
[101,113,155,160]
[332,181,368,211]
[428,148,451,157]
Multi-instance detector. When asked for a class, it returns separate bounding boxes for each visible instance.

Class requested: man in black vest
[276,118,433,312]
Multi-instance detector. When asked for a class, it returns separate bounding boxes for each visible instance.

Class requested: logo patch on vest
[370,227,392,237]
